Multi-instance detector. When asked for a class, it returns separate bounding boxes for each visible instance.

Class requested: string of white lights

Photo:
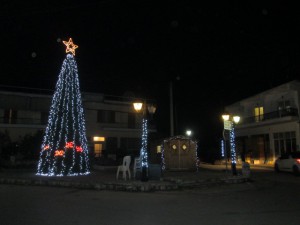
[229,125,237,164]
[141,118,148,168]
[36,53,90,176]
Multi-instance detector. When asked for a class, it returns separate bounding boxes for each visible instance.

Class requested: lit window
[93,136,105,142]
[94,144,102,157]
[157,146,161,153]
[254,107,264,122]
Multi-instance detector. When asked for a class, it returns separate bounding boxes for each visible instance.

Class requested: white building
[225,80,300,165]
[0,87,156,160]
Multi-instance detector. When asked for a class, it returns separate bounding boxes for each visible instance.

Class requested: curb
[0,175,250,192]
[0,177,180,192]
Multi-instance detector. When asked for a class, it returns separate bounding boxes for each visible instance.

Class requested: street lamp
[186,130,192,137]
[222,113,240,176]
[133,99,156,182]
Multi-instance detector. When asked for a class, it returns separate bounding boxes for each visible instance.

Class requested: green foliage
[19,130,44,160]
[0,130,44,161]
[0,130,13,159]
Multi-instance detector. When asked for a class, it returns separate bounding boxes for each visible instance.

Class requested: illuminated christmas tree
[36,38,90,176]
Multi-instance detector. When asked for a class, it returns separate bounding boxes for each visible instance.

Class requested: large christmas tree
[36,38,90,176]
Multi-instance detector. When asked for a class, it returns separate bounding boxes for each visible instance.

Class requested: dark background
[1,1,300,155]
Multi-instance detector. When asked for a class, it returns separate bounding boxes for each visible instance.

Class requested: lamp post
[221,128,228,174]
[133,100,156,182]
[222,113,240,176]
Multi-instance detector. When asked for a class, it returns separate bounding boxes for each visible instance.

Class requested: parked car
[274,152,300,176]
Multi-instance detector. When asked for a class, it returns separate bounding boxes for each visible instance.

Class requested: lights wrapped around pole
[133,100,156,182]
[221,113,240,176]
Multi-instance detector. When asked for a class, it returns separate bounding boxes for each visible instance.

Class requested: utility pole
[170,81,174,137]
[169,76,180,137]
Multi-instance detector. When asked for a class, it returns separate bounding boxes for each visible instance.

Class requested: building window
[41,112,49,124]
[128,113,136,128]
[120,137,140,155]
[0,109,3,123]
[106,137,118,154]
[115,111,128,124]
[278,100,291,110]
[97,110,115,123]
[93,136,105,142]
[94,143,103,158]
[254,106,264,122]
[273,131,296,156]
[4,109,17,124]
[278,100,291,117]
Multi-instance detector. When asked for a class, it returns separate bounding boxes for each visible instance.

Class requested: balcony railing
[0,117,47,125]
[241,107,299,125]
[0,117,156,130]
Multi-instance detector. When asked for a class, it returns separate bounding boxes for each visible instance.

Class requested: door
[94,143,103,158]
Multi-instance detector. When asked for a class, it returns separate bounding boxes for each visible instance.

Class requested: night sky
[1,1,300,152]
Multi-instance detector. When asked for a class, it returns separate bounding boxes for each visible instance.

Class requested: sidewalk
[0,163,259,192]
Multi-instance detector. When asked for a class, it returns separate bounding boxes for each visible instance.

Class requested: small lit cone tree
[36,38,90,176]
[140,117,149,181]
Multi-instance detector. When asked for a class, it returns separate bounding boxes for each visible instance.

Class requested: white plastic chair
[133,157,142,179]
[116,156,131,180]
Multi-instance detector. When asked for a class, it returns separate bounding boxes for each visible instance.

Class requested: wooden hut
[162,135,198,171]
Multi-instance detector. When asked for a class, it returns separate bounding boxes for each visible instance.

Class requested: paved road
[0,163,253,192]
[1,168,299,225]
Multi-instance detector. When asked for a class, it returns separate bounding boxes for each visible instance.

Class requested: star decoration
[63,38,78,55]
